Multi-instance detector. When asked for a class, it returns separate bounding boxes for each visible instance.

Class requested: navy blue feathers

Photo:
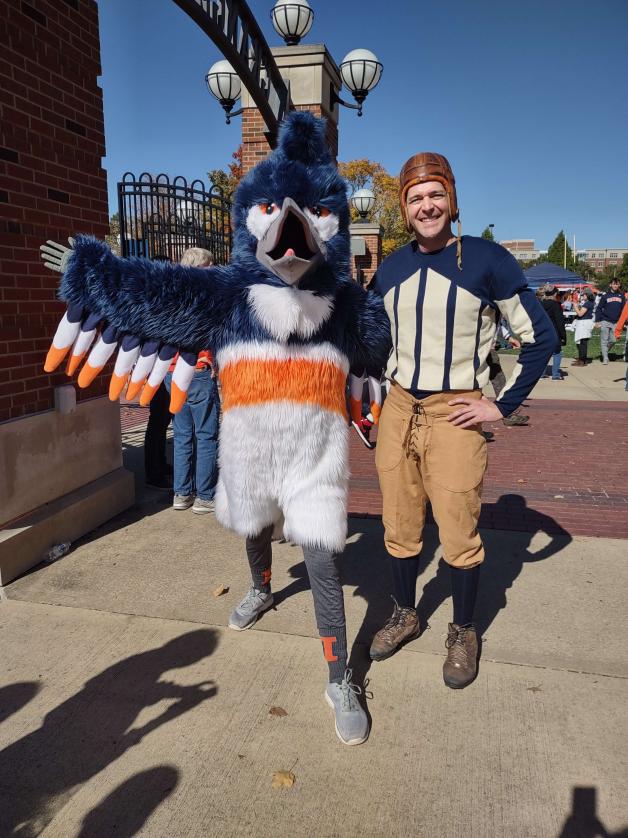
[58,111,391,365]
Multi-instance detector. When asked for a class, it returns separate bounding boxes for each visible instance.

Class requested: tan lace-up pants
[375,383,487,568]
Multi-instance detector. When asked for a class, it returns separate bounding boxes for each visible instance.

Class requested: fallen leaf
[212,585,229,597]
[271,770,296,789]
[586,431,594,436]
[269,706,288,717]
[527,685,542,693]
[554,495,564,499]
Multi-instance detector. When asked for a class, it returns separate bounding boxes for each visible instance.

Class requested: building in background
[501,239,627,274]
[576,249,628,273]
[499,240,544,262]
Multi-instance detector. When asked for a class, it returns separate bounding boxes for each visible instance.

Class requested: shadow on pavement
[0,629,218,838]
[419,494,572,638]
[557,786,628,838]
[77,766,179,838]
[0,681,41,726]
[342,493,571,690]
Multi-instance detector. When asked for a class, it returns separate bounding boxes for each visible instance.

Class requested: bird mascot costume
[40,111,391,745]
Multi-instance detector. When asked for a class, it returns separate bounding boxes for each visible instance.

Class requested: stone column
[240,43,341,173]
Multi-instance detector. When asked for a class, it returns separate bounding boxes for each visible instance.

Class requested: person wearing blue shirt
[594,278,624,364]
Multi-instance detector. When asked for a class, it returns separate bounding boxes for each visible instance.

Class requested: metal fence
[117,172,232,264]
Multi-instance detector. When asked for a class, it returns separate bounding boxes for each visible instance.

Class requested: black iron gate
[118,172,232,264]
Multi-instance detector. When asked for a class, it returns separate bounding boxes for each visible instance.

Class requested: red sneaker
[351,417,374,449]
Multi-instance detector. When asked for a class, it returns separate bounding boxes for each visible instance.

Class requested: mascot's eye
[309,206,330,218]
[258,202,278,215]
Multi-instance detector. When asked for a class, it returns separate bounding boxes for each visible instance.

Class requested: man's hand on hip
[447,395,503,428]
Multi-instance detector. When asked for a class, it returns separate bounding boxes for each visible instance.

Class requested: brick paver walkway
[120,399,627,539]
[349,399,628,539]
[120,403,149,431]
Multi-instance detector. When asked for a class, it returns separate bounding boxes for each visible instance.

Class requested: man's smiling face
[405,180,452,244]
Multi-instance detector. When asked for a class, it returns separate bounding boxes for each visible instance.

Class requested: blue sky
[98,0,628,249]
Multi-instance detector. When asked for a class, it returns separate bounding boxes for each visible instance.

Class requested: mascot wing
[40,235,230,412]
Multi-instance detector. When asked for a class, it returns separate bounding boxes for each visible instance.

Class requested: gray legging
[245,526,347,682]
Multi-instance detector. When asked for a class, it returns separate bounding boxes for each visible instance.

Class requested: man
[369,152,554,688]
[595,278,624,364]
[540,284,567,380]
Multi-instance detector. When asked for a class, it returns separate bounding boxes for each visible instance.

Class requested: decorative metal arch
[172,0,292,145]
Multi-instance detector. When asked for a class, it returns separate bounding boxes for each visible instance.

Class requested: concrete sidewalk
[2,364,627,837]
[2,468,627,836]
[495,352,628,402]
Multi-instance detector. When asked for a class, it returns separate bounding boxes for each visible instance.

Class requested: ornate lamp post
[351,188,376,221]
[205,2,383,124]
[271,0,314,45]
[205,59,242,124]
[335,48,383,116]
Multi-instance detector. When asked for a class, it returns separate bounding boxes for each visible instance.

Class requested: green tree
[481,226,494,241]
[339,158,411,257]
[616,252,628,282]
[547,230,574,269]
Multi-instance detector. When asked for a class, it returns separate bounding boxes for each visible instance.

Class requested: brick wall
[353,232,382,287]
[0,0,109,422]
[241,104,338,175]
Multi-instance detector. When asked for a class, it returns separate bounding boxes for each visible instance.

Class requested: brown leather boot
[443,623,478,689]
[370,598,420,661]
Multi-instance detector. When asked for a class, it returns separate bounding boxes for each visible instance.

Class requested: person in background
[595,278,624,364]
[572,289,595,367]
[540,284,566,380]
[613,299,628,390]
[164,248,219,514]
[144,254,173,490]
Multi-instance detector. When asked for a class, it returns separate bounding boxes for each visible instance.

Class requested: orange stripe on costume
[44,344,70,373]
[220,358,347,417]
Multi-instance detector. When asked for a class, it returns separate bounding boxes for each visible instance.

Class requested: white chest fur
[247,284,334,341]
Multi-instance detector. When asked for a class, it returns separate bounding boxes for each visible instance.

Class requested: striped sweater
[371,236,555,416]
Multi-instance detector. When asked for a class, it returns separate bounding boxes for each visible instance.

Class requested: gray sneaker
[192,497,215,514]
[325,670,369,746]
[173,494,194,510]
[228,587,274,631]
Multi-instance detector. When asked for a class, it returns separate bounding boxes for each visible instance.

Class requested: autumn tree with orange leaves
[338,159,411,258]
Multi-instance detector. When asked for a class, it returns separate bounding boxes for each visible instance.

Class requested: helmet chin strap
[447,193,463,271]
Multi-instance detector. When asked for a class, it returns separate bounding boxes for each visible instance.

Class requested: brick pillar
[240,44,341,174]
[0,0,133,583]
[349,223,383,286]
[1,0,111,420]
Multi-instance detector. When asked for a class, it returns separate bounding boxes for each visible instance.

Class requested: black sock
[319,626,348,683]
[450,565,481,626]
[388,554,420,609]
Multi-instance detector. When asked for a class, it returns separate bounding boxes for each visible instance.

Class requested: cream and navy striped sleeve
[490,250,555,416]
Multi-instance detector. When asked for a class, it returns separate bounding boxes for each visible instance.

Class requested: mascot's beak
[256,197,326,286]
